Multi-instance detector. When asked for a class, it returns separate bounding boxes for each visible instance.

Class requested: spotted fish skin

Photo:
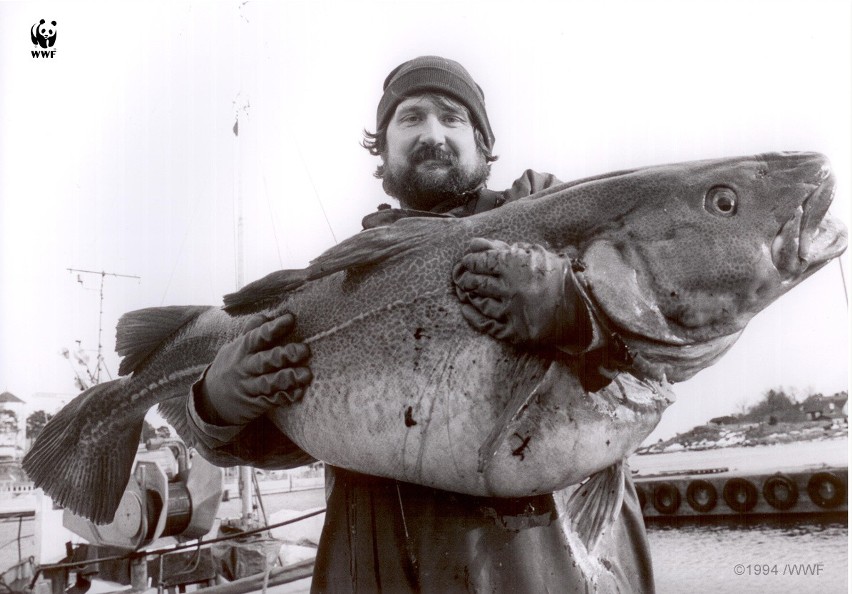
[23,152,846,524]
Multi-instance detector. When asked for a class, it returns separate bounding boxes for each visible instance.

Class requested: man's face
[382,94,489,210]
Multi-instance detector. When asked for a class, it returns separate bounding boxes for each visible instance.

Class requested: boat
[0,439,324,594]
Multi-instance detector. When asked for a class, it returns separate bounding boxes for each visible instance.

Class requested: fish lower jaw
[772,213,847,279]
[806,214,848,264]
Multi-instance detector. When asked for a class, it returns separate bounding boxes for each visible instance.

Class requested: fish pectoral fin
[565,461,626,553]
[579,240,682,345]
[116,305,211,375]
[21,380,144,525]
[477,361,558,473]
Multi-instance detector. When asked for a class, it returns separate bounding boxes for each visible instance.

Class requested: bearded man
[187,56,656,593]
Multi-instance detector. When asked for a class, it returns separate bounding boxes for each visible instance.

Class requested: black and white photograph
[1,1,849,592]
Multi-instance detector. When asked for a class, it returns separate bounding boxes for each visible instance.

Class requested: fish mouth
[771,162,847,278]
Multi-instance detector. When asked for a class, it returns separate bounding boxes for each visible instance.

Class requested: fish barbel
[23,152,846,527]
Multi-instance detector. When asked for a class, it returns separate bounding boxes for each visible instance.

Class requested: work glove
[197,312,312,427]
[452,238,597,351]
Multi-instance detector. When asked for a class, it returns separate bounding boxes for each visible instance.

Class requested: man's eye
[443,115,464,124]
[400,114,420,124]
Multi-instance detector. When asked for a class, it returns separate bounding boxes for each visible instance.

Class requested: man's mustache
[410,145,457,165]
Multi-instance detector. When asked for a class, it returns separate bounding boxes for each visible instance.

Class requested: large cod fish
[23,152,846,528]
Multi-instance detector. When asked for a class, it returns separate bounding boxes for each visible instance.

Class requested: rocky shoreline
[638,419,848,455]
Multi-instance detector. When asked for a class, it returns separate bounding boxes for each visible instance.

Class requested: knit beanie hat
[377,56,495,150]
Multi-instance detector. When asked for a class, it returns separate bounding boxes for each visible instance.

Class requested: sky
[1,0,850,442]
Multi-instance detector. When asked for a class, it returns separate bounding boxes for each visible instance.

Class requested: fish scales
[23,152,847,524]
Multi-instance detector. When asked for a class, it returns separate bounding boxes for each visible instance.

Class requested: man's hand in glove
[196,312,312,427]
[452,238,596,352]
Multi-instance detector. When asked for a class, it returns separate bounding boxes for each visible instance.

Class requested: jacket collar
[361,187,506,230]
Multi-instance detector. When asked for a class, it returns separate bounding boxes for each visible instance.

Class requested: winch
[63,438,223,550]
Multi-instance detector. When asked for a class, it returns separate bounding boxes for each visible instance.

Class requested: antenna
[67,268,141,384]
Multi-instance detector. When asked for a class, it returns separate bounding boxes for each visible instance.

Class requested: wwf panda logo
[31,19,57,49]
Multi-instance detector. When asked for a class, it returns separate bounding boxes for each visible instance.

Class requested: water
[648,517,847,594]
[629,438,848,476]
[636,438,848,593]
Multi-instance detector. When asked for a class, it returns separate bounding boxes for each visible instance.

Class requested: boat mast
[234,82,254,525]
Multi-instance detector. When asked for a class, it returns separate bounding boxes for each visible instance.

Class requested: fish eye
[704,186,738,217]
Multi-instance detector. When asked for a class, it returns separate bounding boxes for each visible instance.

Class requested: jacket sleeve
[502,170,563,202]
[185,371,316,469]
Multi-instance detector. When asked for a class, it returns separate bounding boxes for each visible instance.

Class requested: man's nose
[418,115,446,146]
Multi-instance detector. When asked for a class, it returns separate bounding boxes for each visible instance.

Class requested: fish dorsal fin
[361,207,453,229]
[565,461,626,553]
[116,305,210,376]
[223,269,309,313]
[307,216,450,275]
[224,217,453,313]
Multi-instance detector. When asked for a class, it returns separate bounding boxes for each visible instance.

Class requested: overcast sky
[1,0,849,442]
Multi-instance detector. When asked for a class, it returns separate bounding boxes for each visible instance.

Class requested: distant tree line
[711,388,848,426]
[26,410,52,438]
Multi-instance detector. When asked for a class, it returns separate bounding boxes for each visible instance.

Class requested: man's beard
[382,145,490,211]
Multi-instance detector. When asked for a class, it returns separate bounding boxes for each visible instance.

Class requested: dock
[631,438,848,519]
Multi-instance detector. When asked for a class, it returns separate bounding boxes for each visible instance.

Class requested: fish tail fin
[22,379,144,524]
[565,461,626,553]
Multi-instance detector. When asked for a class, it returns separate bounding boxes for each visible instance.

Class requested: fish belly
[267,273,671,497]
